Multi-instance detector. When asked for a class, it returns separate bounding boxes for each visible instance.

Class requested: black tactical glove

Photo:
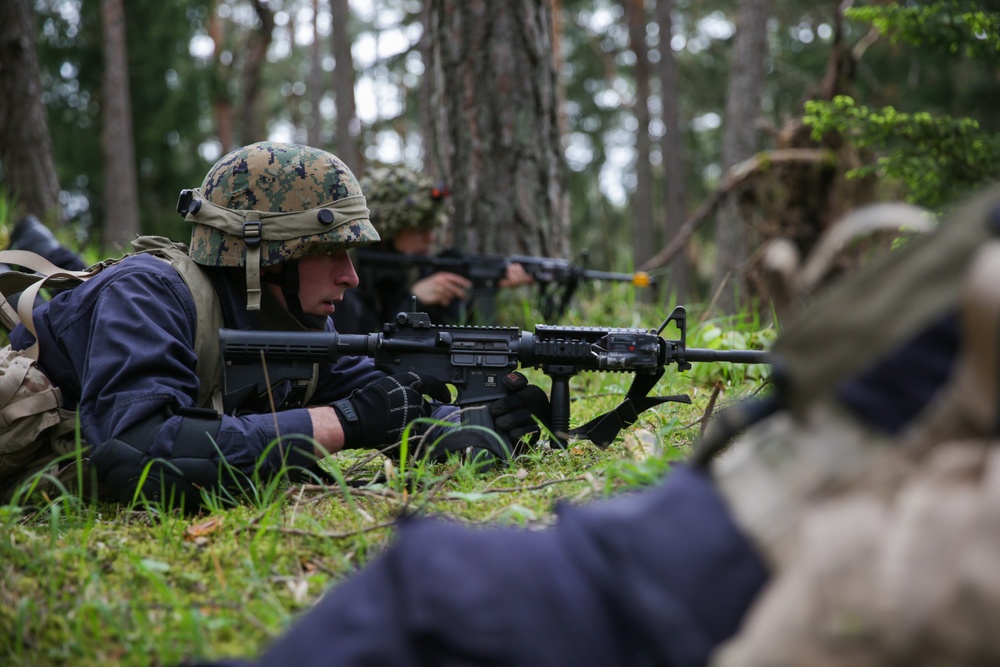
[333,372,452,449]
[490,371,552,447]
[431,371,552,464]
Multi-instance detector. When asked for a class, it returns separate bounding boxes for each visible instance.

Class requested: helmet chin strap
[263,261,328,330]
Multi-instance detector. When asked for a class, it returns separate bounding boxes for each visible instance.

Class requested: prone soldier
[2,142,548,505]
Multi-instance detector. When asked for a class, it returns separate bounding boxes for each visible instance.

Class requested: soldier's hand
[333,372,452,449]
[411,272,472,306]
[499,262,534,288]
[489,371,552,446]
[428,371,552,465]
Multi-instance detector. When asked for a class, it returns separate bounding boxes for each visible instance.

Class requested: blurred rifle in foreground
[355,247,656,322]
[220,306,770,457]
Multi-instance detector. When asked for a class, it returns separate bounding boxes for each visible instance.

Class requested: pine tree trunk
[713,0,770,313]
[100,0,141,252]
[0,0,62,224]
[239,0,274,145]
[308,0,325,149]
[627,0,655,268]
[426,0,568,258]
[655,0,689,302]
[330,0,361,170]
[208,1,234,153]
[418,1,441,178]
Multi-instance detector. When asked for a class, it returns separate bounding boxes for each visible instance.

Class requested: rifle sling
[568,369,691,448]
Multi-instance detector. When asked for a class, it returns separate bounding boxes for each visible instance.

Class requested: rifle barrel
[684,347,772,365]
[581,269,655,287]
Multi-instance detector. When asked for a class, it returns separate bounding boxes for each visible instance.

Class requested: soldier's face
[393,226,435,255]
[270,250,359,318]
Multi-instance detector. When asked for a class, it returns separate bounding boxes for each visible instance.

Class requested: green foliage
[804,96,1000,208]
[847,1,1000,60]
[802,1,1000,209]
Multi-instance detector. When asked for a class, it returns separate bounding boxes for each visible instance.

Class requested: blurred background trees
[1,0,997,314]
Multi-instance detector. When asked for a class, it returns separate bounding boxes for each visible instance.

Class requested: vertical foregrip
[547,369,574,449]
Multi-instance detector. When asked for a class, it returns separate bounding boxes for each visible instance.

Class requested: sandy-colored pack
[708,184,1000,665]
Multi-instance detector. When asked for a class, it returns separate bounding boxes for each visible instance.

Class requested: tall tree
[655,0,688,302]
[330,0,361,169]
[239,0,275,145]
[418,0,439,177]
[0,0,61,224]
[209,1,235,153]
[626,0,655,268]
[713,0,770,313]
[426,0,568,258]
[99,0,140,251]
[308,0,325,148]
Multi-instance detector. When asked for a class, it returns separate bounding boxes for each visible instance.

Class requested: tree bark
[308,0,325,149]
[713,0,770,313]
[426,0,568,258]
[100,0,141,252]
[208,1,234,153]
[239,0,275,145]
[0,0,62,224]
[626,0,654,269]
[330,0,361,170]
[418,1,440,178]
[654,0,688,301]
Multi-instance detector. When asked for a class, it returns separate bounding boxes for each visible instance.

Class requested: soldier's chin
[313,301,337,316]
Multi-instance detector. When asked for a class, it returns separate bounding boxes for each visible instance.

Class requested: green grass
[0,284,775,666]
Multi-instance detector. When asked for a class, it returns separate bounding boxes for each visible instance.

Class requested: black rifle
[220,306,770,456]
[354,248,656,322]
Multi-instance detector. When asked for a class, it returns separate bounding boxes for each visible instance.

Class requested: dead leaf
[184,517,223,542]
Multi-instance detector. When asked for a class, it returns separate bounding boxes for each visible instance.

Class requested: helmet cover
[360,164,450,238]
[188,141,379,268]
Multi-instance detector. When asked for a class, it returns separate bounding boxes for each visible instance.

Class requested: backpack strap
[0,249,105,359]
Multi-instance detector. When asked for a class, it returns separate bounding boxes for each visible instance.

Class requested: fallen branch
[479,475,589,494]
[248,520,397,540]
[639,148,835,273]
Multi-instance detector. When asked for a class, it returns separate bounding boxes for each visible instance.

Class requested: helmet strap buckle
[244,215,263,310]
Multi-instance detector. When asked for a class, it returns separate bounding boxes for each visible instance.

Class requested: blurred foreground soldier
[194,183,1000,667]
[707,186,1000,666]
[332,164,531,332]
[3,214,87,272]
[0,214,88,310]
[2,142,546,505]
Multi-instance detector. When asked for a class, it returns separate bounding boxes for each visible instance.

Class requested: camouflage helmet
[360,164,450,238]
[179,141,379,310]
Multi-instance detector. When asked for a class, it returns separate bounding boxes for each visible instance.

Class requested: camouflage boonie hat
[360,164,450,238]
[180,141,379,309]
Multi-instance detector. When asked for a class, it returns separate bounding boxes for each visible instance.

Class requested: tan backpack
[710,186,1000,665]
[0,236,223,503]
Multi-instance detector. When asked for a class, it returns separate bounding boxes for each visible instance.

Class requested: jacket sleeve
[193,465,768,667]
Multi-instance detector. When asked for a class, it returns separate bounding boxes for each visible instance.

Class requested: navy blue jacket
[9,253,384,477]
[199,465,768,667]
